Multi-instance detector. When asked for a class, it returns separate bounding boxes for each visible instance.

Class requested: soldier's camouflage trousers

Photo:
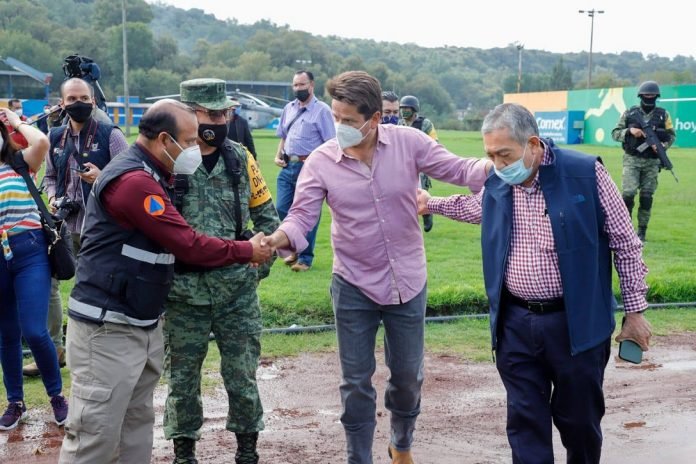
[163,295,264,440]
[622,154,660,229]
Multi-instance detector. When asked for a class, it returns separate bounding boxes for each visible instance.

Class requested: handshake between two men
[246,230,293,267]
[247,230,292,266]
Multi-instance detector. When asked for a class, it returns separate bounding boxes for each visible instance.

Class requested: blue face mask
[494,140,535,185]
[381,115,399,125]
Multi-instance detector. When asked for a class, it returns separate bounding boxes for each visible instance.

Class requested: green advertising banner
[568,85,696,147]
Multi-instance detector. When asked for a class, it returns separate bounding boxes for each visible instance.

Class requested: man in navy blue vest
[23,78,129,378]
[419,103,652,463]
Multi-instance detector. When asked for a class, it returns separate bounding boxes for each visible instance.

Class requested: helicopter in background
[145,90,286,130]
[230,90,285,130]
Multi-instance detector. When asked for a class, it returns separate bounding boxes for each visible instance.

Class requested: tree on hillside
[106,23,155,76]
[235,51,274,81]
[549,57,573,90]
[94,0,153,29]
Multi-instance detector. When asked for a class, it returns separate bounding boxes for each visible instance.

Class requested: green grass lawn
[53,129,696,326]
[7,127,696,409]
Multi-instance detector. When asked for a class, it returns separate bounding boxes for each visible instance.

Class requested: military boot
[235,432,259,464]
[173,437,198,464]
[388,445,415,464]
[637,226,647,243]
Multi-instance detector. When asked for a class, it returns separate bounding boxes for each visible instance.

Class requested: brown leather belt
[504,289,565,314]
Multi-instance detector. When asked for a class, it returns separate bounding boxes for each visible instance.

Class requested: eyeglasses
[195,108,230,121]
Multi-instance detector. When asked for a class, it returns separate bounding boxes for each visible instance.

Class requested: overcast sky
[153,0,691,59]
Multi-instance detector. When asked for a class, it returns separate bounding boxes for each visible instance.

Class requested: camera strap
[59,119,98,169]
[221,146,244,240]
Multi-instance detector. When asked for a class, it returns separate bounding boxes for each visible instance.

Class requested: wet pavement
[2,332,695,463]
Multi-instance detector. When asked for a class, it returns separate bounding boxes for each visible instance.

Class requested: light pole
[579,9,604,89]
[122,0,130,136]
[515,43,524,93]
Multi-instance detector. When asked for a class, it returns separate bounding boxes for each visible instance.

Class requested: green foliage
[550,57,573,90]
[5,0,696,117]
[126,68,182,99]
[93,0,153,29]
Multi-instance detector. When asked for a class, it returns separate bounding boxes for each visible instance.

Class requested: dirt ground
[4,332,695,464]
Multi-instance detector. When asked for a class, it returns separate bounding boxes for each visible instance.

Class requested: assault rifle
[634,118,678,182]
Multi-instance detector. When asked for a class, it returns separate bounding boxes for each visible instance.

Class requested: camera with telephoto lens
[53,196,80,222]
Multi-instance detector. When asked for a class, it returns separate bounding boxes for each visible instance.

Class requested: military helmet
[399,95,420,112]
[180,78,234,110]
[637,81,660,97]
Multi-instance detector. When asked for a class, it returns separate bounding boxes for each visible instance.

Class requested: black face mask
[640,96,657,111]
[294,89,310,102]
[198,123,228,148]
[65,101,94,123]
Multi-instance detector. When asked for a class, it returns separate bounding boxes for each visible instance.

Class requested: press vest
[623,106,668,158]
[481,139,616,355]
[49,118,115,199]
[68,145,175,329]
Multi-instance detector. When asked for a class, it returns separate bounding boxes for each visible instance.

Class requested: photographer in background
[23,77,128,378]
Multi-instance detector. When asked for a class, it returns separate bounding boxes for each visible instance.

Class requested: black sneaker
[0,401,27,431]
[50,395,68,426]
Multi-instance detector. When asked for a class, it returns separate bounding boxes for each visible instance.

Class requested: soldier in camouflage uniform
[612,81,675,242]
[163,79,280,464]
[399,95,438,232]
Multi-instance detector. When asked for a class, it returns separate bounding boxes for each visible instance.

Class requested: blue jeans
[276,162,321,266]
[331,274,426,464]
[0,229,61,402]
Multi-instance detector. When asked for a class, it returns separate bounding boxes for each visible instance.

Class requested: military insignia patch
[144,194,166,216]
[202,129,215,141]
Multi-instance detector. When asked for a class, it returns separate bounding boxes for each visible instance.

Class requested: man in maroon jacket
[58,99,272,464]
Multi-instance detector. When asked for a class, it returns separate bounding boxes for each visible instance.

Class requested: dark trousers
[495,301,611,464]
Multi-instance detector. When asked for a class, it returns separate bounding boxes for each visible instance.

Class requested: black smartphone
[618,340,643,364]
[70,166,88,173]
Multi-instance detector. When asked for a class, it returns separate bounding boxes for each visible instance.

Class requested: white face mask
[13,109,23,117]
[163,134,202,175]
[335,119,370,150]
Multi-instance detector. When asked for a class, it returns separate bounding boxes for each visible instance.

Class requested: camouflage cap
[180,78,234,110]
[228,97,241,107]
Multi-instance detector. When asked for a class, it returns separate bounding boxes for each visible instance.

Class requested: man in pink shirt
[262,71,490,464]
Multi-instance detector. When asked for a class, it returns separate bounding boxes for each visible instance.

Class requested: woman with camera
[0,107,68,430]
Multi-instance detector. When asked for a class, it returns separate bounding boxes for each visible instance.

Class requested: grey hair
[481,103,539,145]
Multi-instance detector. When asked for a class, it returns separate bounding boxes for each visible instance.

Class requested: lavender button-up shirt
[276,97,335,156]
[278,124,489,305]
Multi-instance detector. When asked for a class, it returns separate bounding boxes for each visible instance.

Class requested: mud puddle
[2,333,695,463]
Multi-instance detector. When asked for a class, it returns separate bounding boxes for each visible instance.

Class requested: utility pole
[579,9,604,89]
[516,43,524,93]
[122,0,130,136]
